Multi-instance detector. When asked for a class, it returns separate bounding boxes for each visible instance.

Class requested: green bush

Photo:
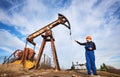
[100,63,108,71]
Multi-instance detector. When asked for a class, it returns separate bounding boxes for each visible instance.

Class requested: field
[0,64,120,77]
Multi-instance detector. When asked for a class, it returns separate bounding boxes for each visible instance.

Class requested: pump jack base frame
[35,30,60,71]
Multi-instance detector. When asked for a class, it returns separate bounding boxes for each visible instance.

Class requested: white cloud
[0,46,13,52]
[57,0,120,69]
[0,29,25,52]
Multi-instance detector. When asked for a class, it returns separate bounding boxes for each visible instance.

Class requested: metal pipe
[50,35,60,70]
[35,39,46,69]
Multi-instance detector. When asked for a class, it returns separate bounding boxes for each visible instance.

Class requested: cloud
[0,0,71,37]
[0,29,25,53]
[0,46,13,53]
[57,0,120,68]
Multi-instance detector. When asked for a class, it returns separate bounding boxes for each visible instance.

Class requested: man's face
[86,39,91,42]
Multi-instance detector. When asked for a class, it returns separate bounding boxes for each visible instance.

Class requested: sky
[0,0,120,69]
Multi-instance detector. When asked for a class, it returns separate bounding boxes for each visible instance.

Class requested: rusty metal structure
[26,13,71,70]
[26,13,71,46]
[34,30,60,70]
[3,48,35,69]
[3,13,71,70]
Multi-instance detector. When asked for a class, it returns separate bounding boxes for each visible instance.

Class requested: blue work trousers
[85,51,97,75]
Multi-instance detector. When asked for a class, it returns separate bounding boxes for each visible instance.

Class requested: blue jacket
[76,41,96,51]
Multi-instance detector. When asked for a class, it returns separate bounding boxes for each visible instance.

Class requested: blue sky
[0,0,120,69]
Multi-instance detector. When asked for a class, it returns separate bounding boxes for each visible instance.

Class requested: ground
[0,64,120,77]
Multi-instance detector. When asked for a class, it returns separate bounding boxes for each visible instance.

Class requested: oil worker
[75,36,97,75]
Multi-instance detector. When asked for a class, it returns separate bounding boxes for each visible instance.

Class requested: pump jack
[26,13,71,70]
[34,30,60,70]
[3,13,71,70]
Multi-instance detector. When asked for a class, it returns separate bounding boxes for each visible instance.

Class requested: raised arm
[75,40,86,46]
[93,42,96,50]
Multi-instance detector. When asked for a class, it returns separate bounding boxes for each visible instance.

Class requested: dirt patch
[0,64,120,77]
[0,63,26,77]
[107,69,120,75]
[0,63,24,72]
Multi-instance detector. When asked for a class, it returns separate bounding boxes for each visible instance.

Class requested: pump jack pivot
[35,30,60,70]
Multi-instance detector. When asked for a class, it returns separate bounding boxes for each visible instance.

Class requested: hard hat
[86,36,92,40]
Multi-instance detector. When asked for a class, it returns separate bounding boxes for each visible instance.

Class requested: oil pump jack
[26,13,71,70]
[3,13,71,70]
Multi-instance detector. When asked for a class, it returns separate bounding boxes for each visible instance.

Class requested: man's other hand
[89,48,92,50]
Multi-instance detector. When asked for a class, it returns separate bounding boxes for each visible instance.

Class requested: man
[75,36,97,75]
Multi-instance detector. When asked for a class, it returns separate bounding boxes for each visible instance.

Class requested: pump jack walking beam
[35,30,60,70]
[26,13,71,46]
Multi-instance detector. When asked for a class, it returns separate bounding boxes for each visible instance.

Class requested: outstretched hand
[75,40,79,43]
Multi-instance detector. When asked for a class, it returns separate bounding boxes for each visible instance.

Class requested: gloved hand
[75,40,79,43]
[89,47,93,50]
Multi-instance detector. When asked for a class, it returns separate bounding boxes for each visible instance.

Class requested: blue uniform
[76,41,97,75]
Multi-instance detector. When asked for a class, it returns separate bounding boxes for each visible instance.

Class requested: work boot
[93,73,98,75]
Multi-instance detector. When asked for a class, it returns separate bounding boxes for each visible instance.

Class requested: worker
[75,36,97,75]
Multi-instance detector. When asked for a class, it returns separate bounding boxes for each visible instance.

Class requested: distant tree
[100,65,103,70]
[100,63,108,71]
